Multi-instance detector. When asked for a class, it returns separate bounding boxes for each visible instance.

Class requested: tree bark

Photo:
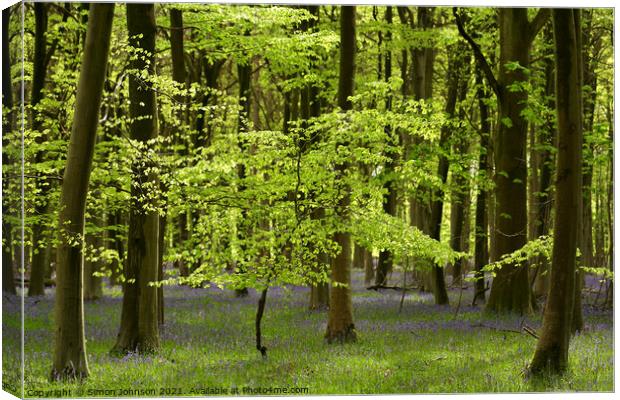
[325,6,356,343]
[472,66,490,305]
[234,35,252,298]
[448,58,471,287]
[29,3,50,297]
[485,9,548,315]
[531,27,555,299]
[83,214,103,301]
[376,6,397,287]
[112,3,160,355]
[51,3,115,381]
[529,8,582,375]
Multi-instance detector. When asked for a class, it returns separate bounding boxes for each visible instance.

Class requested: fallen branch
[366,285,418,291]
[522,325,539,339]
[471,322,540,340]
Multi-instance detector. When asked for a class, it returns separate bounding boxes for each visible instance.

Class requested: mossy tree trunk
[529,8,582,375]
[112,3,160,355]
[325,5,357,343]
[50,3,115,381]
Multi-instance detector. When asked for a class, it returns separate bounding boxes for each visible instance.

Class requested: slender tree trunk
[426,43,468,306]
[234,37,252,298]
[2,7,16,295]
[325,6,356,343]
[532,30,555,299]
[84,214,103,301]
[472,66,489,305]
[29,3,50,297]
[530,8,582,375]
[113,3,160,355]
[403,7,436,293]
[364,249,374,285]
[449,64,471,287]
[376,6,397,287]
[51,3,115,381]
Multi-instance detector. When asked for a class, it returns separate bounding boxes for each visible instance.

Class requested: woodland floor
[2,270,614,397]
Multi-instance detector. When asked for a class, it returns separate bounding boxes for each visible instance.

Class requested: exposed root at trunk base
[325,324,357,344]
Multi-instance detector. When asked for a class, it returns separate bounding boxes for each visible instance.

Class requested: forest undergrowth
[3,271,612,396]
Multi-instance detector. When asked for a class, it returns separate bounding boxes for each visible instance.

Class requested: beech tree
[529,8,583,375]
[50,3,115,381]
[325,5,357,344]
[455,7,550,314]
[112,3,160,355]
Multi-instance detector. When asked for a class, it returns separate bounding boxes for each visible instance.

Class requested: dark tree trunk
[325,6,356,343]
[2,7,16,295]
[449,60,471,287]
[51,3,115,381]
[532,28,555,299]
[485,9,549,315]
[472,66,490,305]
[425,42,468,306]
[84,214,103,301]
[234,37,252,298]
[113,3,160,355]
[29,3,50,297]
[530,9,582,375]
[400,6,436,293]
[298,6,329,311]
[309,211,329,311]
[376,6,397,287]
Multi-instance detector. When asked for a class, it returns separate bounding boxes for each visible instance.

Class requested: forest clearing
[1,2,615,397]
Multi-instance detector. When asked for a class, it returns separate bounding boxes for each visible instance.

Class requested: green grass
[2,272,614,397]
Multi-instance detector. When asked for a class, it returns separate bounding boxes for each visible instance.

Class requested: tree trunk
[51,3,115,381]
[325,6,356,343]
[472,66,490,305]
[112,3,160,355]
[364,248,374,285]
[529,8,582,375]
[449,62,471,287]
[234,36,252,298]
[401,7,437,294]
[532,29,555,299]
[425,42,468,306]
[84,215,103,301]
[376,6,397,287]
[486,9,548,315]
[28,3,50,297]
[2,7,16,295]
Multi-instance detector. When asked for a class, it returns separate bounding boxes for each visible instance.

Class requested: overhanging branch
[453,7,501,99]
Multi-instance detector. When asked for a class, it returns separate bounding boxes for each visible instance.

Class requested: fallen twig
[366,285,418,291]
